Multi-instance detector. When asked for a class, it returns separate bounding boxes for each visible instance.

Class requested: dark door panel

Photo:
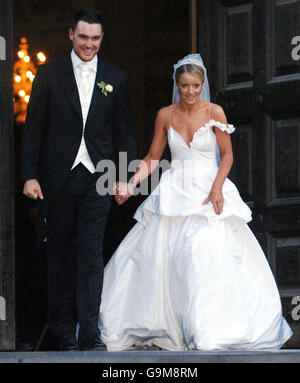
[198,0,300,347]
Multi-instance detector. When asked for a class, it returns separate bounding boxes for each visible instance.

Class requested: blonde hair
[175,63,205,84]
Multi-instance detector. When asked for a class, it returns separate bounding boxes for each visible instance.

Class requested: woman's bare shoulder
[156,104,174,123]
[209,103,226,121]
[158,104,174,115]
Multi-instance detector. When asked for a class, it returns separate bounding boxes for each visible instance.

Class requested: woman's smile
[177,72,203,104]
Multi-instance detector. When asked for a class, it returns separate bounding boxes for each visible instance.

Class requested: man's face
[69,20,103,62]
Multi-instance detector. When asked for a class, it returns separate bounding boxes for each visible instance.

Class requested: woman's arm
[115,106,169,204]
[202,104,233,215]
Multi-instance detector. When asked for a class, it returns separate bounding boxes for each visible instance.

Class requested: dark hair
[175,64,205,83]
[71,8,104,32]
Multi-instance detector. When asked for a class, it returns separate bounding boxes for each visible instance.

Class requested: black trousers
[46,163,112,347]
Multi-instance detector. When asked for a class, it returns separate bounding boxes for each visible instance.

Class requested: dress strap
[209,103,212,121]
[169,104,174,128]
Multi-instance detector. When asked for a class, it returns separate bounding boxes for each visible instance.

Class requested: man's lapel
[57,54,82,120]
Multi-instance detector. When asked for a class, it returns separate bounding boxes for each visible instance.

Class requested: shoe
[59,343,78,351]
[58,336,78,351]
[80,339,107,351]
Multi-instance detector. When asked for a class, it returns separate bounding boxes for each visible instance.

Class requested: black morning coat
[21,53,137,246]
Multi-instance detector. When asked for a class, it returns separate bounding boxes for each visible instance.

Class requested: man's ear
[69,28,74,41]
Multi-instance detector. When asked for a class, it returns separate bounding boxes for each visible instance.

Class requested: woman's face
[177,72,203,105]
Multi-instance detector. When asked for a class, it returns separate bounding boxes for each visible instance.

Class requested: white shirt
[70,49,97,173]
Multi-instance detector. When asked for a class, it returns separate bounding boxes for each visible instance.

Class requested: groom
[21,8,136,351]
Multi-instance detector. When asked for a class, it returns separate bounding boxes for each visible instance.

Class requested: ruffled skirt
[99,211,292,351]
[99,165,292,350]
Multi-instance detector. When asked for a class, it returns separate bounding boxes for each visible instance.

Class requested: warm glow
[14,37,38,124]
[37,52,46,62]
[25,69,35,82]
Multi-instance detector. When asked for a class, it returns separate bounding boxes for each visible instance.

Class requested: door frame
[0,0,15,350]
[190,0,198,53]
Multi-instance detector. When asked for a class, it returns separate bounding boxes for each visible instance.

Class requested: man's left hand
[114,182,134,205]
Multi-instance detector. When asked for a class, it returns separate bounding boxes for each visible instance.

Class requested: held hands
[202,185,224,215]
[114,182,134,205]
[23,179,44,200]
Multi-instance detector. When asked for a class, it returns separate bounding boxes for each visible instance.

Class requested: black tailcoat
[21,53,137,245]
[21,53,137,346]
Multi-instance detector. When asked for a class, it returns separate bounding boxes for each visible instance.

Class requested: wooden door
[0,0,15,350]
[198,0,300,347]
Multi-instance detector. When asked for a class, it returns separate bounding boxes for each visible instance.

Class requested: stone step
[1,349,300,363]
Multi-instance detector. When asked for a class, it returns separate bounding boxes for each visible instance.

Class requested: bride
[99,54,292,351]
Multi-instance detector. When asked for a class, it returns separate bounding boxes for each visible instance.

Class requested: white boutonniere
[97,81,113,96]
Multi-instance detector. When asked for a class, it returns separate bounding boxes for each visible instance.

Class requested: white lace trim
[204,119,235,134]
[192,119,235,141]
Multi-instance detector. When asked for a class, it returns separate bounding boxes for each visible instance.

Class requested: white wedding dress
[99,118,292,351]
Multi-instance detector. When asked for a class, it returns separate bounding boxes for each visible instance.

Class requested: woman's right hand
[114,182,134,205]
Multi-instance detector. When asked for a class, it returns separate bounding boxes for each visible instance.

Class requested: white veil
[172,53,210,104]
[172,53,221,165]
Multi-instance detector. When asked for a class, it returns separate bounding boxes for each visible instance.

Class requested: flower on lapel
[97,81,113,96]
